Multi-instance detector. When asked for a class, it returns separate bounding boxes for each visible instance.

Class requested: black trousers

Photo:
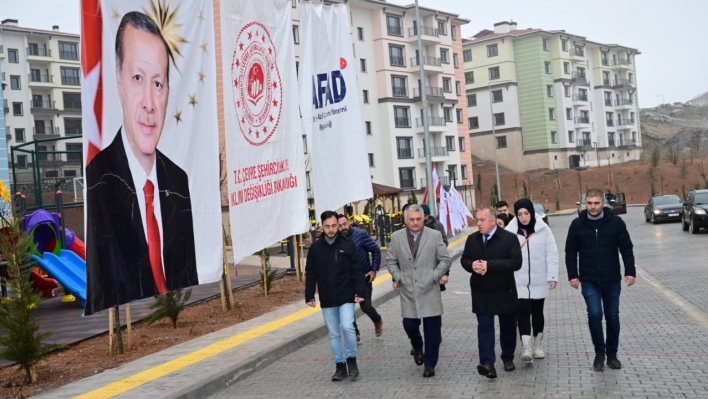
[517,298,546,337]
[353,281,381,335]
[403,316,442,368]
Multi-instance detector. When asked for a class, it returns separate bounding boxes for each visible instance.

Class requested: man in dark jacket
[565,188,635,372]
[306,211,366,382]
[338,214,383,342]
[422,204,449,291]
[461,207,523,378]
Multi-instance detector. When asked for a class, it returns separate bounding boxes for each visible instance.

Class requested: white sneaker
[533,333,545,359]
[521,335,533,365]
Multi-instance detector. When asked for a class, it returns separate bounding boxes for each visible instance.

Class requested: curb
[172,247,465,399]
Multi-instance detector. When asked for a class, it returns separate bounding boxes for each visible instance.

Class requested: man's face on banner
[116,25,169,165]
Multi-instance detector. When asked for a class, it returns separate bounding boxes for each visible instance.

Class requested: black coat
[565,209,635,283]
[461,228,523,315]
[85,131,198,315]
[305,234,366,308]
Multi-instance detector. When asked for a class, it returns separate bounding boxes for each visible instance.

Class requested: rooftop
[0,19,78,38]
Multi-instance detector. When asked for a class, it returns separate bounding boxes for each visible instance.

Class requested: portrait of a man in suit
[85,11,198,315]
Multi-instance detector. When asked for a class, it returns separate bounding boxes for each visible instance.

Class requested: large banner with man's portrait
[220,0,310,264]
[81,0,223,315]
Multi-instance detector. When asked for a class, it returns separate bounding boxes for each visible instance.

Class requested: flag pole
[415,0,436,216]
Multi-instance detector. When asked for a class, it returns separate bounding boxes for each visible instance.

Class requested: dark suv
[681,189,708,234]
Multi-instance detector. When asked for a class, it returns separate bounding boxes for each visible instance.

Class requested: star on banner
[111,8,121,21]
[198,70,206,83]
[200,41,208,53]
[188,94,197,108]
[174,110,182,123]
[144,0,188,73]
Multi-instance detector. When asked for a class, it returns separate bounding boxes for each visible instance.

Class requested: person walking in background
[387,204,451,378]
[337,214,384,344]
[505,199,559,366]
[496,213,510,229]
[565,189,635,372]
[461,207,523,378]
[305,211,366,382]
[496,200,514,222]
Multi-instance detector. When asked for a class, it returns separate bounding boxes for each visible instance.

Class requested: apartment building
[291,0,472,206]
[0,61,8,191]
[463,21,641,172]
[0,19,83,182]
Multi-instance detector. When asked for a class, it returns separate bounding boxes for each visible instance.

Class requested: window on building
[440,48,449,64]
[365,121,372,135]
[15,128,26,142]
[296,61,299,77]
[394,106,410,127]
[496,136,507,149]
[459,137,466,151]
[487,44,498,57]
[66,143,83,162]
[362,90,369,103]
[17,155,28,168]
[292,0,297,7]
[544,62,551,74]
[368,153,375,167]
[606,112,614,126]
[451,26,457,40]
[463,49,472,62]
[357,27,364,41]
[494,112,505,126]
[64,118,82,136]
[492,89,503,103]
[461,164,468,179]
[444,108,453,122]
[562,39,568,51]
[61,67,80,85]
[601,51,609,66]
[391,76,407,97]
[8,48,18,63]
[306,171,311,191]
[10,75,20,90]
[446,136,455,151]
[456,108,463,123]
[455,81,461,96]
[64,170,78,177]
[603,71,610,85]
[629,72,634,84]
[551,131,557,144]
[468,116,479,129]
[386,15,403,36]
[453,53,459,68]
[302,135,308,154]
[632,131,637,142]
[292,25,299,44]
[389,45,405,66]
[63,92,81,110]
[564,86,571,97]
[443,77,452,92]
[437,20,447,35]
[396,137,413,158]
[543,38,550,51]
[566,108,573,120]
[549,108,556,120]
[547,85,553,97]
[399,168,415,188]
[467,94,477,106]
[564,62,570,74]
[464,71,474,84]
[59,42,79,60]
[568,131,575,143]
[489,67,500,80]
[360,59,367,72]
[12,102,23,116]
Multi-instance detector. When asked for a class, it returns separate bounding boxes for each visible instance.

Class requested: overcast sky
[4,0,706,107]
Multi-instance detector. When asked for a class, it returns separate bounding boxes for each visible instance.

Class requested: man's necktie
[483,234,489,247]
[144,180,167,294]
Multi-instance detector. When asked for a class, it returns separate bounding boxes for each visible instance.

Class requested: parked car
[644,194,682,223]
[576,193,625,215]
[533,203,549,226]
[681,189,708,234]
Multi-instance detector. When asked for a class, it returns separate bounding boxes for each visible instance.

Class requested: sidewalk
[33,229,475,399]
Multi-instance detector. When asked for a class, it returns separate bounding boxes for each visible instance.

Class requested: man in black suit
[461,207,523,378]
[85,12,197,315]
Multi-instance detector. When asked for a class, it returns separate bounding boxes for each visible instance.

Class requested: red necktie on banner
[144,180,167,294]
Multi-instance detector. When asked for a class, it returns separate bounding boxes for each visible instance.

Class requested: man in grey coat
[387,204,451,378]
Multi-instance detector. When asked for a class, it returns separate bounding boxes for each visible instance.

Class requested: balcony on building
[611,58,631,69]
[407,25,439,44]
[615,98,635,109]
[392,86,409,98]
[63,99,82,111]
[28,73,54,87]
[572,93,588,106]
[612,78,634,89]
[26,45,52,63]
[59,50,79,61]
[571,71,588,85]
[394,117,411,128]
[61,76,80,85]
[420,176,449,189]
[65,127,83,136]
[413,86,445,102]
[415,116,446,132]
[417,146,449,163]
[33,126,60,139]
[617,138,637,148]
[576,139,593,151]
[397,147,414,159]
[604,98,614,107]
[31,99,57,113]
[570,47,585,59]
[387,25,403,37]
[616,118,635,129]
[410,55,442,72]
[574,116,590,126]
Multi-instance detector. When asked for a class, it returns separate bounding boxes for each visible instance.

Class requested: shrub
[145,288,193,329]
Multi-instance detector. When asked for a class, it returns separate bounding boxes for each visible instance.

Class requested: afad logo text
[312,57,348,110]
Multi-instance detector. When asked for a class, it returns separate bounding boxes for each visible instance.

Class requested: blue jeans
[581,280,621,356]
[476,307,516,365]
[321,303,357,364]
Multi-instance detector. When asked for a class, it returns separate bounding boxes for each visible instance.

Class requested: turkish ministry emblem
[231,22,282,146]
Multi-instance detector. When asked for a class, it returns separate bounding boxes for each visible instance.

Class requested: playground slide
[31,250,86,307]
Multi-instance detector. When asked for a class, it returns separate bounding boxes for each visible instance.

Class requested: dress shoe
[410,348,415,356]
[477,364,497,379]
[503,360,516,371]
[423,367,435,377]
[593,354,606,371]
[607,356,622,369]
[374,319,384,337]
[412,349,424,366]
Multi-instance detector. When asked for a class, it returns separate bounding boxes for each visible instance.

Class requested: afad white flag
[438,189,451,234]
[221,0,309,263]
[299,3,373,215]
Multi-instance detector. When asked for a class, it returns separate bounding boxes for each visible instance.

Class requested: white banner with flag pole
[298,3,373,215]
[220,0,309,263]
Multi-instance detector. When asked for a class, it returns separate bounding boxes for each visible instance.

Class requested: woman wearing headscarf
[505,199,559,366]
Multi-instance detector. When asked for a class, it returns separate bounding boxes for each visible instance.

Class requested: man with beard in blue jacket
[338,214,383,344]
[565,188,635,372]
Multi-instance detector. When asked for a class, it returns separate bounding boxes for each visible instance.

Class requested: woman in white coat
[506,199,559,366]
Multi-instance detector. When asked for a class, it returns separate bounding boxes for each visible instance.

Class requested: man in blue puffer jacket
[565,188,635,372]
[338,214,383,343]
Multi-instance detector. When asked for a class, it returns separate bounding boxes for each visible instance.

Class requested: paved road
[211,209,708,398]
